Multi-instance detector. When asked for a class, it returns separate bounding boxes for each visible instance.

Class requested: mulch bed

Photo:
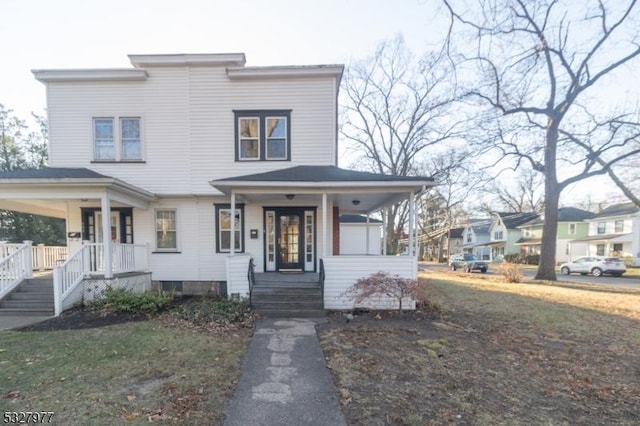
[17,307,151,331]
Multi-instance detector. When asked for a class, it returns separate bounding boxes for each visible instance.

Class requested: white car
[560,256,626,277]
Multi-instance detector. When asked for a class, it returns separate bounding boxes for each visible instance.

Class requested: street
[419,262,640,289]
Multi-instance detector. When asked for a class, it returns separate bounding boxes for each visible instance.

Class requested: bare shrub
[345,271,422,312]
[497,263,523,283]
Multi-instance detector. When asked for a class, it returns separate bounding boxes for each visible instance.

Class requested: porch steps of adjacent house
[0,274,55,317]
[251,273,324,318]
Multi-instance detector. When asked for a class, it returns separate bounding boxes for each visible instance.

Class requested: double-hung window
[94,118,115,160]
[234,110,290,161]
[215,204,245,253]
[615,220,624,233]
[93,117,142,161]
[155,209,177,251]
[597,222,606,234]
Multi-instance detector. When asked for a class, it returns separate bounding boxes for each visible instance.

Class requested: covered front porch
[211,165,434,311]
[0,168,156,315]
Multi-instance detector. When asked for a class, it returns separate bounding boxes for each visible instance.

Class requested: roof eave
[227,65,344,80]
[128,53,246,68]
[32,69,148,83]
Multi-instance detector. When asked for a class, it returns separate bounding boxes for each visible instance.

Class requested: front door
[277,211,303,271]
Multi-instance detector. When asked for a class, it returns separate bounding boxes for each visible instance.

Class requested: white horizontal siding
[47,69,191,194]
[322,256,417,310]
[227,255,251,297]
[188,68,337,194]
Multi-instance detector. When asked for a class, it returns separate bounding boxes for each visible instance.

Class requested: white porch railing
[0,241,33,300]
[53,242,149,316]
[32,244,68,271]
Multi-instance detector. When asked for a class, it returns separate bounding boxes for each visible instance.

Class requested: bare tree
[479,168,545,214]
[443,0,640,280]
[340,35,461,253]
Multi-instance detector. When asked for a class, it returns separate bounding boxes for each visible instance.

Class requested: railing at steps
[247,258,256,307]
[319,258,325,309]
[0,241,33,300]
[53,245,88,316]
[53,242,150,316]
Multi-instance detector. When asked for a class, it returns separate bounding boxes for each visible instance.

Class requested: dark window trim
[215,203,246,253]
[233,110,291,162]
[81,207,133,243]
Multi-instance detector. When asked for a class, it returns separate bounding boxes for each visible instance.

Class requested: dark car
[449,253,488,273]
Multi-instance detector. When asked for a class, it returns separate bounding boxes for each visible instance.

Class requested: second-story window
[93,117,142,162]
[94,118,115,160]
[568,223,576,235]
[234,110,291,161]
[121,118,142,160]
[597,222,606,234]
[615,219,624,233]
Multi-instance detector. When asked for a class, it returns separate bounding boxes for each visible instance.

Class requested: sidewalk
[0,316,51,331]
[224,318,347,426]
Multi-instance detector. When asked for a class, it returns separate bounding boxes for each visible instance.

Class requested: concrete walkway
[0,316,51,331]
[224,318,347,426]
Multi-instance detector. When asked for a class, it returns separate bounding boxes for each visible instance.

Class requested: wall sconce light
[285,194,295,200]
[352,199,360,206]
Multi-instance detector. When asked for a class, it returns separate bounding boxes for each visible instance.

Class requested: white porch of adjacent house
[211,165,434,311]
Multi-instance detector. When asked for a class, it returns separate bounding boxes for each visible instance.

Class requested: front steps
[251,273,324,317]
[0,276,54,317]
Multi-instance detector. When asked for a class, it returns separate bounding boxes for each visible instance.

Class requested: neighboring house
[571,202,640,265]
[462,219,492,260]
[339,215,382,255]
[487,212,539,260]
[516,207,595,263]
[446,227,465,257]
[0,53,434,315]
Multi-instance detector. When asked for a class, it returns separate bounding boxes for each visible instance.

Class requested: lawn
[319,270,640,425]
[0,311,251,425]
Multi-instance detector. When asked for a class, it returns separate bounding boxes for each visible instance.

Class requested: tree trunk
[535,121,560,280]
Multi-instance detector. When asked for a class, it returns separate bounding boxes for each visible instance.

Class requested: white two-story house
[461,219,492,260]
[571,202,640,265]
[0,53,433,316]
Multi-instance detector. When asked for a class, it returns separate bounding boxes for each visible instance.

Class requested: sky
[0,0,632,207]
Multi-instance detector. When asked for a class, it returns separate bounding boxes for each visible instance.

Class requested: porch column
[101,195,113,279]
[366,213,370,255]
[322,192,328,257]
[409,192,415,256]
[230,191,236,257]
[382,209,387,256]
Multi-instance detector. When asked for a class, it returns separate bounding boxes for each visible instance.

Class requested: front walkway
[0,316,51,330]
[223,318,346,426]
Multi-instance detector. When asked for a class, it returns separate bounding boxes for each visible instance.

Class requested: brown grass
[319,270,640,425]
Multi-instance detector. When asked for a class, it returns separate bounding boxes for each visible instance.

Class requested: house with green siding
[515,207,594,263]
[487,212,539,260]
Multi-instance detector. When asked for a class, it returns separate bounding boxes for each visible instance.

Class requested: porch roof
[209,165,435,213]
[0,167,157,215]
[571,233,632,243]
[514,238,542,245]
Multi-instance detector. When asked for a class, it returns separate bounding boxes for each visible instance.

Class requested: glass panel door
[95,212,121,243]
[277,213,303,270]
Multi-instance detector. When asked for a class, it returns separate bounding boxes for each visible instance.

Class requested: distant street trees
[0,104,65,245]
[443,0,640,280]
[340,35,465,253]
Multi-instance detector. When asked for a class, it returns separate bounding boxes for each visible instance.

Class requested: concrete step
[0,308,54,317]
[252,309,325,318]
[252,301,323,310]
[252,286,321,296]
[252,293,322,302]
[0,300,54,309]
[13,286,53,294]
[9,293,54,301]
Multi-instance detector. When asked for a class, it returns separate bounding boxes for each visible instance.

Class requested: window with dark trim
[215,204,245,253]
[597,222,606,234]
[614,219,624,233]
[234,110,291,161]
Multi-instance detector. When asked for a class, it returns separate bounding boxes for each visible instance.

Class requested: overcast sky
[2,0,449,120]
[1,0,631,206]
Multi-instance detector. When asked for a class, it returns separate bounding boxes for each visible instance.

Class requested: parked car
[559,256,626,277]
[449,253,488,273]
